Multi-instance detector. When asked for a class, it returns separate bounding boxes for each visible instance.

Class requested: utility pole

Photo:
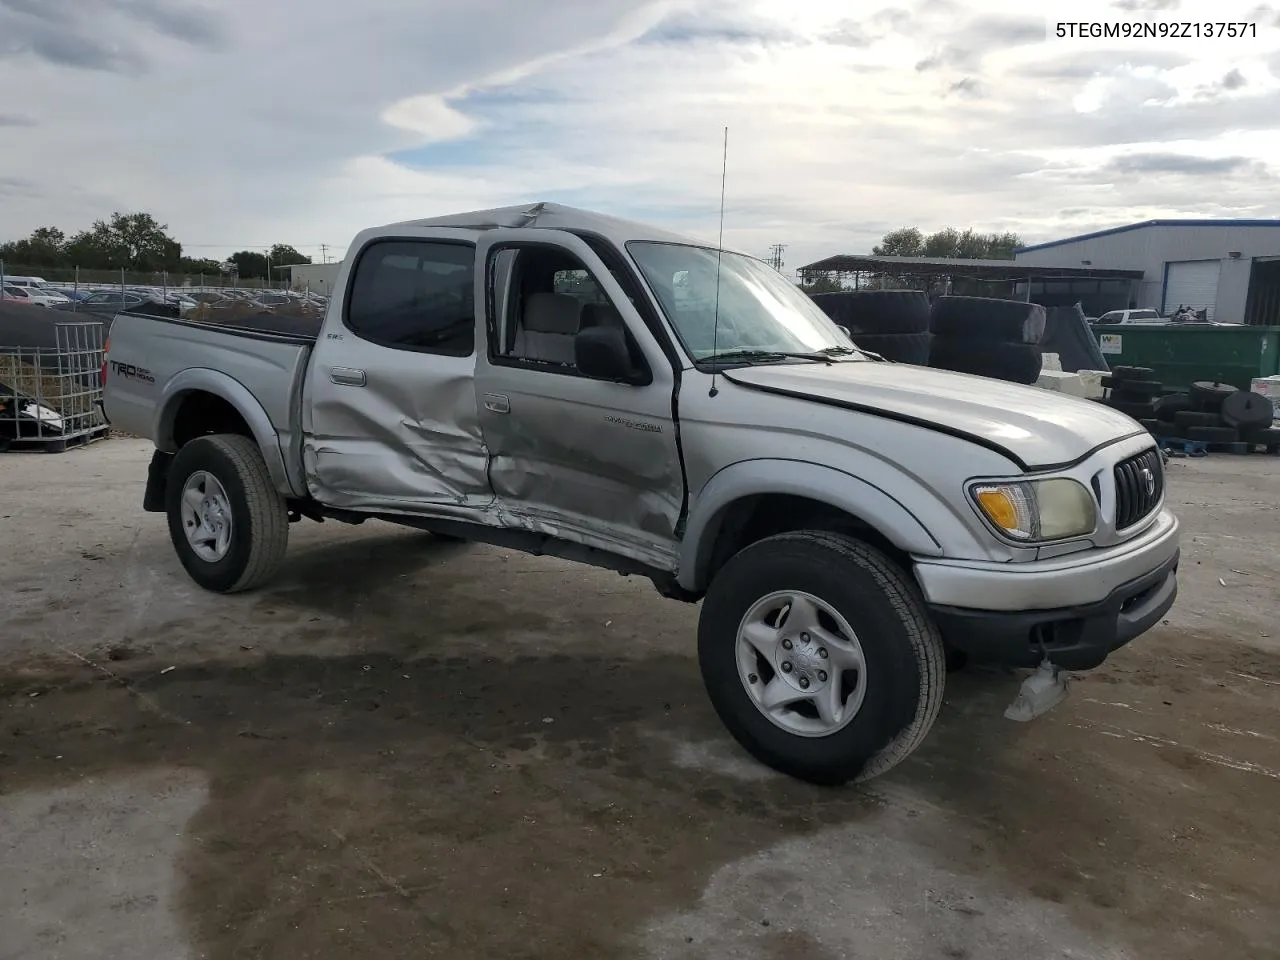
[320,243,329,264]
[767,243,787,272]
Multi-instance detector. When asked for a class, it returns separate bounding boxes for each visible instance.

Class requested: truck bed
[102,310,314,490]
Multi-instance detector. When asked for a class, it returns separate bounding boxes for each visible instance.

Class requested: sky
[2,0,1280,273]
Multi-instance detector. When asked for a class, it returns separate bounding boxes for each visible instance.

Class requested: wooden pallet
[0,425,110,454]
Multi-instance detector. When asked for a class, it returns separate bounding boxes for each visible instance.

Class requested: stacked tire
[1099,366,1164,436]
[1129,378,1280,450]
[808,290,932,365]
[1214,384,1279,449]
[925,297,1045,384]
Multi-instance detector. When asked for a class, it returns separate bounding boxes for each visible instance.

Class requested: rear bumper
[929,548,1179,671]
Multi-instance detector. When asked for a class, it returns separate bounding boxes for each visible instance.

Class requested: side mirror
[836,324,852,340]
[575,325,649,384]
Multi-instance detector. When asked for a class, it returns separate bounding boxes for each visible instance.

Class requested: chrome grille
[1113,448,1164,530]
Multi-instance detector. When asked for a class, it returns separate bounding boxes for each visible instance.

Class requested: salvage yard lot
[1,439,1278,960]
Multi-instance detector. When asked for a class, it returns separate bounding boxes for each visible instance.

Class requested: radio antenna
[709,126,728,398]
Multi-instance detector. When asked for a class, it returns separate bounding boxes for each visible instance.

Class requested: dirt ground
[1,438,1278,960]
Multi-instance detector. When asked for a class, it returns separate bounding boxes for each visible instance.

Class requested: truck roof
[387,201,734,254]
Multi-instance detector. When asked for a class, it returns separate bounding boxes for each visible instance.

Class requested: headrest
[523,292,581,334]
[581,302,624,329]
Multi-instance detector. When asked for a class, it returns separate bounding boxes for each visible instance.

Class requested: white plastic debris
[1005,658,1069,722]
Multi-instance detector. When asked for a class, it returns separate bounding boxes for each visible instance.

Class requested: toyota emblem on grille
[1140,467,1155,496]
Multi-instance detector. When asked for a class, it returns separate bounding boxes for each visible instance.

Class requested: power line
[767,243,787,272]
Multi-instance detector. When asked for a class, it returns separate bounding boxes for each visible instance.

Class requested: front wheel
[165,434,289,593]
[698,531,945,785]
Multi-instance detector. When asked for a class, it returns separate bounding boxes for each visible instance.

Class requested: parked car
[77,290,149,311]
[1,284,67,307]
[181,291,233,305]
[1,274,54,291]
[1093,309,1164,325]
[102,202,1180,787]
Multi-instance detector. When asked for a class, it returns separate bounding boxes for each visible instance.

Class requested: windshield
[627,241,859,361]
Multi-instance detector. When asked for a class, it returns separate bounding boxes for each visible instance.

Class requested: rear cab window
[344,240,475,356]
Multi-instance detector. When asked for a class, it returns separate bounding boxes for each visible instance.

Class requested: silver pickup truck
[102,202,1180,785]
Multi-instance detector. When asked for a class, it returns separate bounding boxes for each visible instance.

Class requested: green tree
[63,212,182,270]
[0,226,68,267]
[268,244,311,267]
[874,226,1022,260]
[228,250,269,279]
[872,227,924,257]
[798,274,845,295]
[179,256,227,275]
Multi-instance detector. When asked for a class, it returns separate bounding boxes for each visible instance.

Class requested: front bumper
[914,508,1179,611]
[929,547,1179,671]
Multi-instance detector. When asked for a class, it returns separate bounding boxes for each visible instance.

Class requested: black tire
[1155,420,1179,436]
[165,434,289,593]
[1110,365,1156,381]
[808,290,931,335]
[698,531,945,786]
[1110,380,1161,401]
[1220,390,1274,429]
[847,331,932,365]
[928,338,1043,384]
[1242,427,1280,446]
[1138,418,1163,434]
[1154,392,1193,420]
[930,297,1046,345]
[1189,380,1237,412]
[1110,399,1156,419]
[1187,426,1239,444]
[1174,410,1221,430]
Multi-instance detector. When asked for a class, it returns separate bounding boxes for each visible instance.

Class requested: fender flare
[154,367,296,495]
[675,459,943,593]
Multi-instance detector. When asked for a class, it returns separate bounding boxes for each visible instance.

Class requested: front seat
[514,292,580,364]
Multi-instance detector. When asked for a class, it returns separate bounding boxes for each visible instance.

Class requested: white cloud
[382,95,479,142]
[1,0,1278,271]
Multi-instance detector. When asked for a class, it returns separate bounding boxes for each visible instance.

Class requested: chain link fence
[0,261,293,295]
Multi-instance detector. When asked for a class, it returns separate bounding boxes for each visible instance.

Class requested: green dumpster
[1093,325,1280,390]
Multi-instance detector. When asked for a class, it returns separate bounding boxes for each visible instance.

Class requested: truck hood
[724,361,1146,471]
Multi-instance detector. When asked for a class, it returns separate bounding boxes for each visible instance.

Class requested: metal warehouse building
[1014,219,1280,325]
[284,261,343,296]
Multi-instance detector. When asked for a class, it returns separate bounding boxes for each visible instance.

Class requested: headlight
[971,478,1096,542]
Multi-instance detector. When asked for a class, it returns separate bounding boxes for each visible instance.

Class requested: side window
[488,247,636,374]
[345,240,475,356]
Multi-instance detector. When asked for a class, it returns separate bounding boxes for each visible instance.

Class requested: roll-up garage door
[1163,259,1220,320]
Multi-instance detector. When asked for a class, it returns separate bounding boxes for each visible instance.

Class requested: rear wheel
[698,531,945,785]
[165,434,289,593]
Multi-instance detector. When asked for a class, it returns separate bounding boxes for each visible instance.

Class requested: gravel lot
[1,438,1278,960]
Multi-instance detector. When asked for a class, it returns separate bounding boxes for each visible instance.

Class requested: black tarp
[0,302,107,353]
[1042,303,1110,373]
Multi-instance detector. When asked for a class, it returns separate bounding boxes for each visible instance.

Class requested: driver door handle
[483,393,510,414]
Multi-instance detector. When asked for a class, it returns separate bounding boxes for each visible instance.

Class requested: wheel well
[170,391,253,448]
[704,494,912,586]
